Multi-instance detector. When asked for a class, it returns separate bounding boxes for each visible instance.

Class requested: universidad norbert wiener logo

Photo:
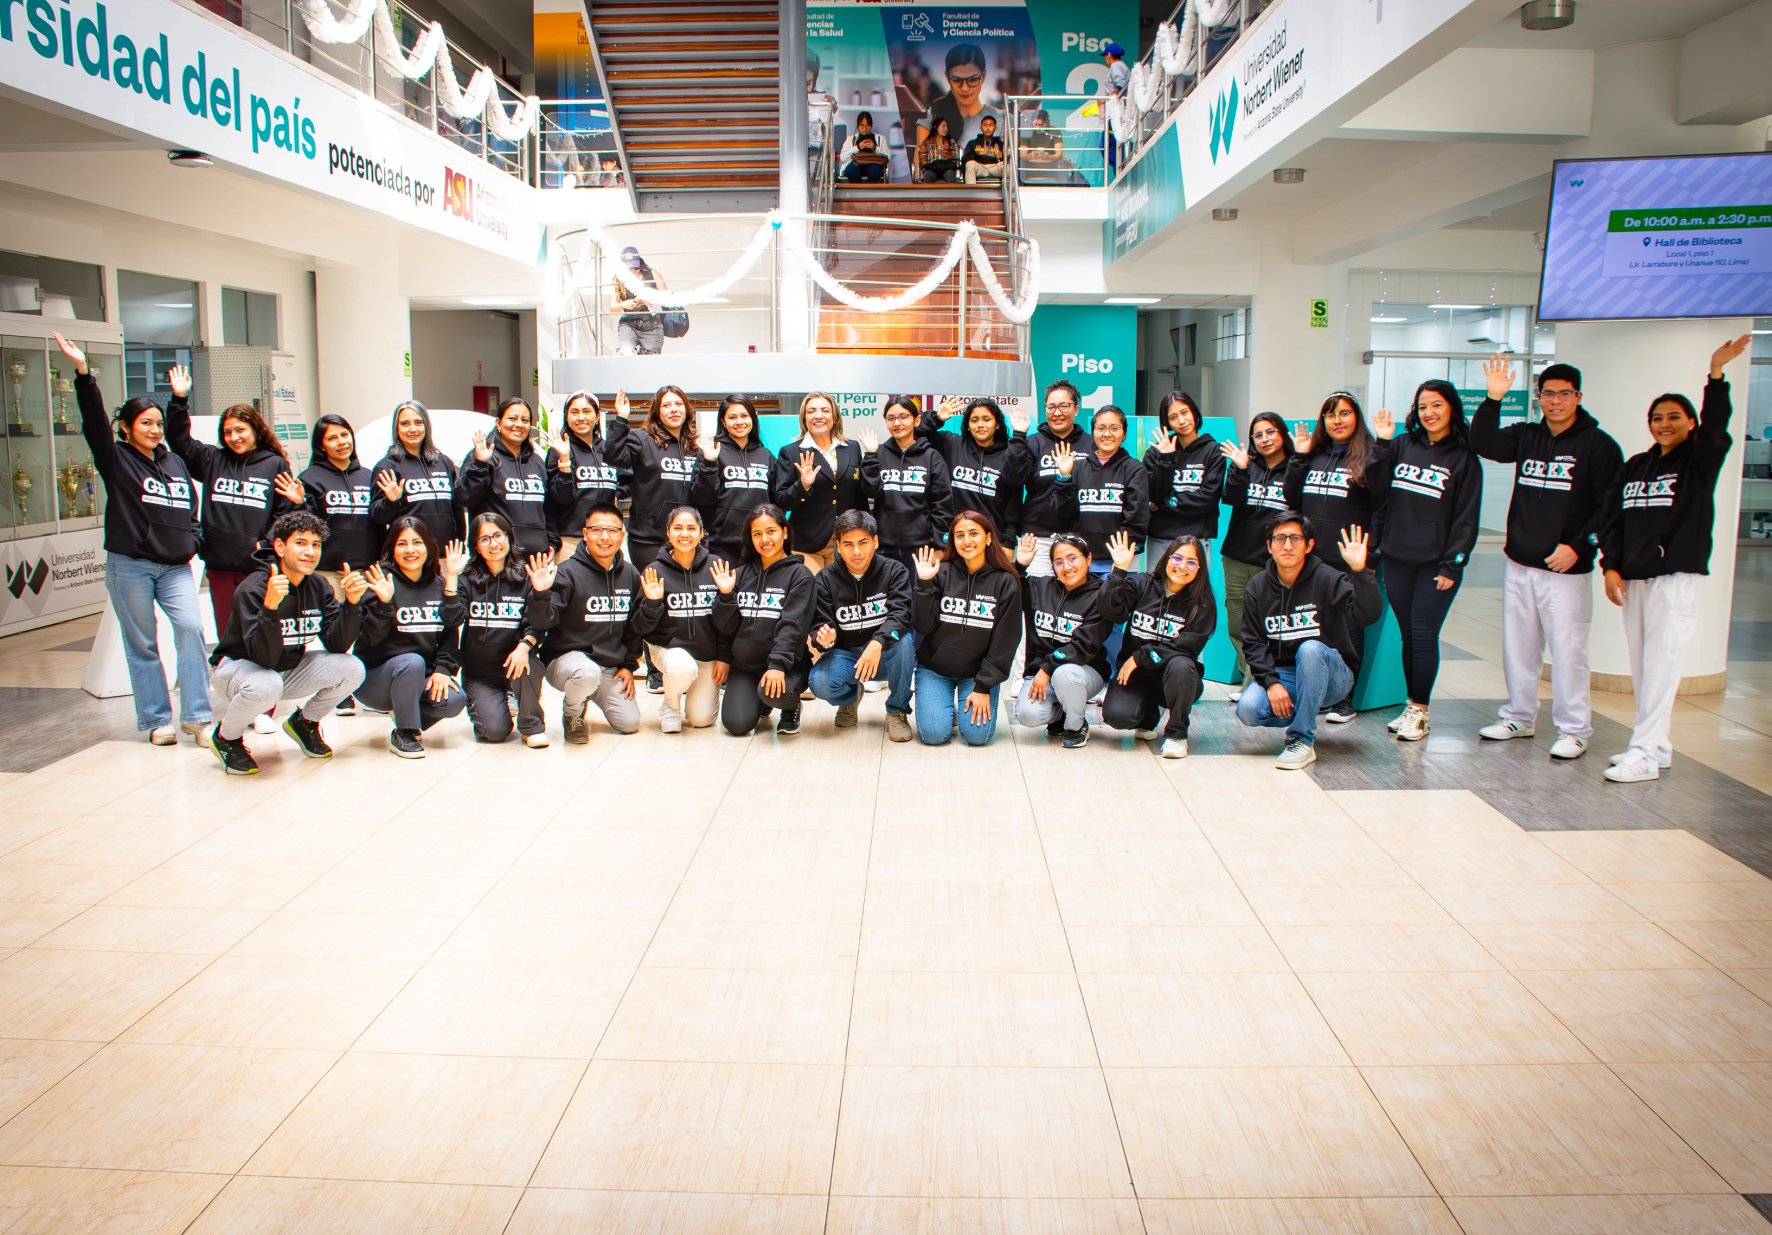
[1208,79,1238,164]
[6,558,48,600]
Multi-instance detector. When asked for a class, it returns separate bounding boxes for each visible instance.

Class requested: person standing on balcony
[962,115,1006,184]
[1100,42,1128,179]
[841,111,890,184]
[916,43,1001,154]
[774,391,865,573]
[916,116,961,183]
[610,245,667,355]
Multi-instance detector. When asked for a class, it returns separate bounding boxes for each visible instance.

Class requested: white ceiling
[1467,0,1755,50]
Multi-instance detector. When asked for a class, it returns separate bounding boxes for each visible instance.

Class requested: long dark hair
[963,398,1008,447]
[464,511,526,589]
[1406,380,1470,448]
[740,502,791,564]
[1247,411,1295,465]
[1308,391,1375,486]
[115,395,162,443]
[645,384,699,453]
[379,514,438,583]
[390,400,440,464]
[718,394,760,444]
[1154,534,1215,618]
[1158,391,1202,438]
[220,403,287,461]
[309,414,358,470]
[940,508,1015,573]
[561,390,602,447]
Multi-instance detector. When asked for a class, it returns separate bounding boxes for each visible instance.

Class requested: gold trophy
[12,456,32,521]
[79,454,96,516]
[6,358,26,431]
[57,459,78,519]
[52,370,73,432]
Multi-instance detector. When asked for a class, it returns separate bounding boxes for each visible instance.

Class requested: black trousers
[1101,656,1203,740]
[721,662,810,736]
[1383,557,1461,704]
[461,664,545,741]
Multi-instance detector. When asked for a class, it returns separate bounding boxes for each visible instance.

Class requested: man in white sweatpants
[1470,355,1623,761]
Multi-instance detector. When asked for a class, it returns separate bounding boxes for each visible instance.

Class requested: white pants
[1621,572,1700,766]
[648,643,718,728]
[1500,559,1594,738]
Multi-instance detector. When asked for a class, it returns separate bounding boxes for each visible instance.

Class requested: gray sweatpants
[1013,663,1105,733]
[210,653,364,741]
[545,652,641,734]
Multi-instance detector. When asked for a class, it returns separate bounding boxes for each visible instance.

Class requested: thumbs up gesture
[263,563,289,610]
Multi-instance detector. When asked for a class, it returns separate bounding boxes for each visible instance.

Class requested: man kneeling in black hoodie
[1236,511,1382,771]
[208,511,368,775]
[527,503,645,742]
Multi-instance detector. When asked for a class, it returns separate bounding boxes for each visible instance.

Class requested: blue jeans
[1235,640,1353,747]
[913,666,1000,746]
[105,555,213,730]
[809,636,914,715]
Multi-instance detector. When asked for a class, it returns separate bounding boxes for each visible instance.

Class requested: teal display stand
[1352,570,1406,712]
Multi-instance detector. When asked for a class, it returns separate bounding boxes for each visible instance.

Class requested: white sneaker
[862,679,887,693]
[658,706,684,735]
[1394,704,1429,742]
[150,724,178,746]
[1604,753,1660,783]
[1276,738,1317,770]
[1548,734,1588,760]
[1610,749,1672,769]
[1386,710,1408,733]
[1479,719,1536,741]
[1134,727,1160,740]
[252,713,278,735]
[523,732,550,748]
[1158,738,1188,759]
[180,721,211,744]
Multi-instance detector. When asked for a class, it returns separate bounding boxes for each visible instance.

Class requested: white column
[314,245,412,421]
[1249,231,1349,432]
[1557,317,1753,690]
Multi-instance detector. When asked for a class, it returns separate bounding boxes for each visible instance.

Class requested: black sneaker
[208,727,260,776]
[282,712,333,758]
[1047,716,1066,738]
[646,667,664,694]
[333,696,357,717]
[1061,722,1090,749]
[776,704,802,736]
[388,728,425,759]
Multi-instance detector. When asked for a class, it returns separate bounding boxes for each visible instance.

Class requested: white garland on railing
[1143,0,1242,105]
[548,211,1041,328]
[292,0,540,140]
[1129,59,1165,114]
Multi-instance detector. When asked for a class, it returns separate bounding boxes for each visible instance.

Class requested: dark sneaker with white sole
[282,713,333,758]
[1061,722,1090,749]
[208,727,259,775]
[388,728,425,759]
[777,705,802,736]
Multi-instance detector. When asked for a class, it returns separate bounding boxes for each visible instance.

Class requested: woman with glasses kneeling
[443,512,556,747]
[1012,531,1116,749]
[1100,531,1216,759]
[910,510,1021,746]
[712,504,816,736]
[355,515,467,758]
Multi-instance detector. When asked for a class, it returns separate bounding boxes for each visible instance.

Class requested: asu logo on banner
[443,168,472,220]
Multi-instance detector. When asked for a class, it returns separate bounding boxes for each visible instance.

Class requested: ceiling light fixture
[1105,296,1163,305]
[1519,0,1575,31]
[166,150,213,168]
[461,297,525,307]
[1370,316,1408,323]
[1429,304,1483,310]
[1272,168,1305,184]
[153,302,194,309]
[1212,207,1238,221]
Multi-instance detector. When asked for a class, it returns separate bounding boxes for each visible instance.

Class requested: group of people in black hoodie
[59,326,1749,779]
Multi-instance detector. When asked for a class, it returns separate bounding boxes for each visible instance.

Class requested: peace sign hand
[913,546,942,582]
[640,567,665,601]
[525,552,557,592]
[364,563,395,603]
[709,557,737,594]
[1052,440,1075,477]
[51,333,88,375]
[273,471,306,505]
[1148,428,1175,455]
[1220,440,1249,469]
[1338,525,1369,574]
[1372,408,1395,440]
[1107,530,1138,572]
[376,469,403,502]
[471,428,493,462]
[441,538,471,584]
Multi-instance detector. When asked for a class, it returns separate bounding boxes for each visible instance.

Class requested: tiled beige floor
[3,584,1772,1229]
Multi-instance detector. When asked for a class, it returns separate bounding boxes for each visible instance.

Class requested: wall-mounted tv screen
[1537,151,1772,322]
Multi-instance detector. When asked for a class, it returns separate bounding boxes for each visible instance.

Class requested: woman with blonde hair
[773,390,866,571]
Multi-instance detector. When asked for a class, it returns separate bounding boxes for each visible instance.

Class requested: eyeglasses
[586,526,623,537]
[1269,533,1307,547]
[476,534,506,546]
[884,413,915,424]
[1168,556,1201,570]
[1045,400,1076,411]
[1251,428,1281,440]
[947,72,984,87]
[1537,389,1580,401]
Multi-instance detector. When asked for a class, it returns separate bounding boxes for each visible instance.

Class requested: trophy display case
[3,336,53,532]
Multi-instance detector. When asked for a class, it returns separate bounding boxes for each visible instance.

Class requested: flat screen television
[1536,151,1772,322]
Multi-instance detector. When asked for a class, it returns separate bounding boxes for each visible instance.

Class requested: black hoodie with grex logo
[165,397,302,574]
[356,567,459,674]
[1373,431,1483,583]
[1598,376,1734,580]
[1057,445,1149,558]
[812,553,914,651]
[713,554,817,674]
[912,559,1021,690]
[1220,454,1292,566]
[458,436,556,559]
[75,371,200,565]
[1145,432,1226,542]
[916,406,1028,539]
[1283,439,1394,576]
[210,553,361,673]
[370,446,462,551]
[693,429,777,556]
[632,543,722,661]
[1471,400,1622,575]
[1018,569,1116,680]
[1098,566,1216,674]
[1240,555,1383,688]
[602,415,699,553]
[545,427,623,539]
[528,541,645,671]
[861,434,955,551]
[443,568,539,680]
[299,434,376,574]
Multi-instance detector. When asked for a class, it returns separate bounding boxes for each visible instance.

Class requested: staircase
[818,185,1021,357]
[584,0,780,212]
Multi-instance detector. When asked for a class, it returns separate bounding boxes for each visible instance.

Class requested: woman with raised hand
[443,512,552,747]
[918,395,1030,541]
[300,415,376,596]
[354,514,466,758]
[163,381,305,636]
[1012,531,1116,748]
[1064,404,1148,569]
[774,390,865,572]
[545,390,622,564]
[1283,392,1395,723]
[601,385,702,572]
[1099,531,1216,759]
[861,395,955,571]
[712,504,817,737]
[910,509,1022,746]
[1373,380,1483,743]
[630,505,722,733]
[694,393,777,562]
[370,400,463,551]
[1145,390,1225,543]
[457,396,555,560]
[1218,411,1295,687]
[55,332,211,747]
